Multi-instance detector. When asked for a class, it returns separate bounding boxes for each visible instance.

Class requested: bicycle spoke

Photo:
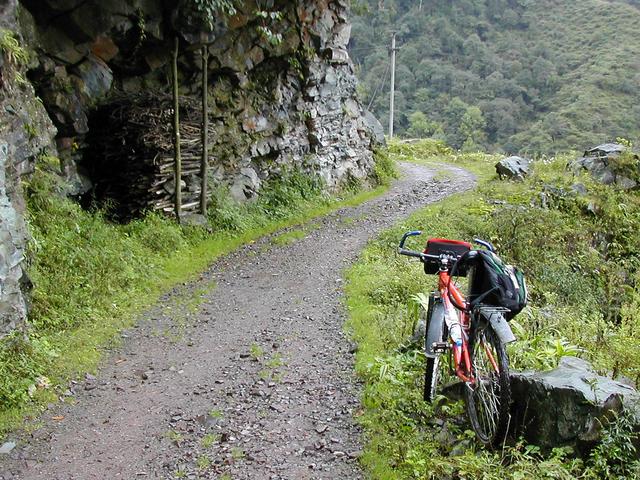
[466,326,508,443]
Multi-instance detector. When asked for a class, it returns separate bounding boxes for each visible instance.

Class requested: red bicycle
[398,231,516,446]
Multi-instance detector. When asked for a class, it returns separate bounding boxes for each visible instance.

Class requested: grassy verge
[345,139,640,479]
[0,152,397,434]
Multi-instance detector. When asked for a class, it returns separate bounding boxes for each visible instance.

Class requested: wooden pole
[172,36,182,220]
[388,32,397,139]
[200,46,209,216]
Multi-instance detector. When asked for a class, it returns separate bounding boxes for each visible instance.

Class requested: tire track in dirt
[1,162,475,480]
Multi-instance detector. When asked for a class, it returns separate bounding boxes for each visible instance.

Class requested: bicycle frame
[397,230,504,385]
[437,270,475,384]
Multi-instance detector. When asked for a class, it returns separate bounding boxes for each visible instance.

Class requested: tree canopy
[350,0,640,154]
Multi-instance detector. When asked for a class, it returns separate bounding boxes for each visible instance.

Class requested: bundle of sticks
[85,92,213,219]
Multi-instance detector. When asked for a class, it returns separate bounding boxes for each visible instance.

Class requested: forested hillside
[350,0,640,154]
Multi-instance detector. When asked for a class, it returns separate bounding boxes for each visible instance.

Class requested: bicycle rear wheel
[464,314,511,446]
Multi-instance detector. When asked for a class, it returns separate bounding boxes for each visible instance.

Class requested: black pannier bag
[455,250,527,320]
[423,238,472,276]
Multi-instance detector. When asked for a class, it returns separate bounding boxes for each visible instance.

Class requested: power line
[348,45,387,56]
[367,60,390,111]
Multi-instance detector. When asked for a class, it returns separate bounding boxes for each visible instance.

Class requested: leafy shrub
[0,332,56,408]
[372,148,399,186]
[589,411,640,479]
[387,139,453,159]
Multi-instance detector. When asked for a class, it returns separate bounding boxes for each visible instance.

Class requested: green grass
[201,433,219,449]
[345,140,640,479]
[387,138,499,180]
[0,153,396,434]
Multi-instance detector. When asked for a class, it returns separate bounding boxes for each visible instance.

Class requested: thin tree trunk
[200,46,209,216]
[172,36,182,220]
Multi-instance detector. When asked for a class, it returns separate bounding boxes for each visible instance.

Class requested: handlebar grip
[473,238,496,252]
[399,230,422,249]
[398,248,424,259]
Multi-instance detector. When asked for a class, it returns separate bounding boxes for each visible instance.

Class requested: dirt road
[1,163,474,479]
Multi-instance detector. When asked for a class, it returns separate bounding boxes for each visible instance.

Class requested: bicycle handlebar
[473,237,496,252]
[398,230,422,249]
[397,231,496,261]
[398,231,498,313]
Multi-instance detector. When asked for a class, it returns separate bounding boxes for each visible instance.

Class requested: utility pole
[388,32,398,139]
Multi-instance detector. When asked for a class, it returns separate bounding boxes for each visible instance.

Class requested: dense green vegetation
[350,0,640,154]
[0,155,396,430]
[345,140,640,478]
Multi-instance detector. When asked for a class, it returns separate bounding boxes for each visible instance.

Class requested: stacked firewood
[85,92,210,219]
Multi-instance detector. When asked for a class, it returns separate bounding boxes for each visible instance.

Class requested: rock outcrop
[0,0,57,336]
[569,143,639,190]
[510,356,640,453]
[0,0,381,334]
[21,0,381,211]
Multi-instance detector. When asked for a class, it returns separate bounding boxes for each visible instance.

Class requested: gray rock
[332,23,351,49]
[510,356,640,451]
[570,183,587,195]
[569,143,639,189]
[361,110,385,146]
[230,167,261,202]
[616,175,637,190]
[0,0,57,335]
[0,441,16,454]
[571,156,615,184]
[72,54,113,103]
[328,48,349,64]
[495,156,531,179]
[585,143,626,157]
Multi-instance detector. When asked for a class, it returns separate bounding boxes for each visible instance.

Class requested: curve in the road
[1,162,475,480]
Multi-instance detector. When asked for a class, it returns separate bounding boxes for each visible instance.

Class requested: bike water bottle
[449,323,463,347]
[444,301,463,347]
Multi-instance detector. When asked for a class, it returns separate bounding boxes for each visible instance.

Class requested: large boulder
[495,155,531,180]
[510,356,640,452]
[569,143,639,190]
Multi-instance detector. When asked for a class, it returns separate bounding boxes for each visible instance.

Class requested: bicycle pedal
[431,342,449,353]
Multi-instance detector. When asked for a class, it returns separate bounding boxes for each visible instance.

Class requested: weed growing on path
[201,433,219,449]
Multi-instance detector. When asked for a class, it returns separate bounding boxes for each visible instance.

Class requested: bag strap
[447,250,478,311]
[448,250,505,310]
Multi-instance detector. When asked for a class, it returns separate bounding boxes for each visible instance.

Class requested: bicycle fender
[425,301,445,358]
[488,313,516,344]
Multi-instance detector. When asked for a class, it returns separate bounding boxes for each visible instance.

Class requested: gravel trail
[1,163,475,480]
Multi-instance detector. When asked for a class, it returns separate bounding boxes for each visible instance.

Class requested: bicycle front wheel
[464,316,511,446]
[422,296,446,402]
[423,355,440,402]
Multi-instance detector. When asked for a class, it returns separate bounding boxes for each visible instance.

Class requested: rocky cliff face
[23,0,380,204]
[0,0,57,336]
[0,0,380,334]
